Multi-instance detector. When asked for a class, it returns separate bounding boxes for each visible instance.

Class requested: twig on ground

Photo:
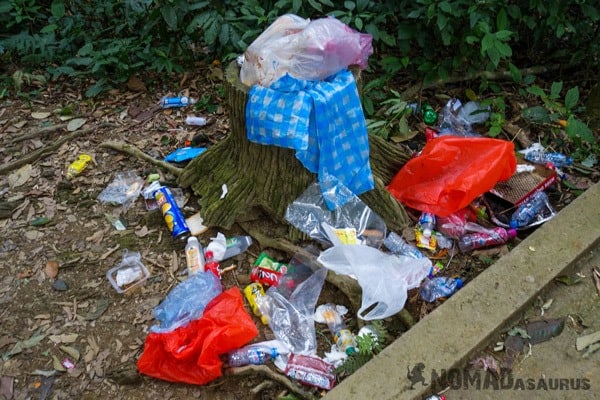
[226,364,318,400]
[0,123,114,175]
[99,140,183,177]
[7,123,69,144]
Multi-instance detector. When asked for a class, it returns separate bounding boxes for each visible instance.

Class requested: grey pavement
[325,182,600,400]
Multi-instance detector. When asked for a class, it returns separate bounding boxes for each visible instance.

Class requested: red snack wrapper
[285,354,336,390]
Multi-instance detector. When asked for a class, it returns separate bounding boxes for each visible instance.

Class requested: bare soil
[0,64,597,400]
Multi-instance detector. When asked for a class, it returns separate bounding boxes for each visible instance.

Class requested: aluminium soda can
[250,266,282,287]
[154,186,190,240]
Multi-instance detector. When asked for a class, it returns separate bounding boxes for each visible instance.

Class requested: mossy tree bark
[178,62,411,236]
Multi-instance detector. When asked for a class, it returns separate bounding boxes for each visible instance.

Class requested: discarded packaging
[106,250,150,293]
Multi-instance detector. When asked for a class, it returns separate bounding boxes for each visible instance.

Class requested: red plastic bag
[387,136,516,217]
[137,287,258,385]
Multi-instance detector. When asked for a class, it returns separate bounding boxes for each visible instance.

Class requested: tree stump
[178,61,412,237]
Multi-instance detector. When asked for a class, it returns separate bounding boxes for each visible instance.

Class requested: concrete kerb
[324,182,600,400]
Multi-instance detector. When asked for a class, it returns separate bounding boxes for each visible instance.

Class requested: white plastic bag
[240,14,373,87]
[317,245,432,320]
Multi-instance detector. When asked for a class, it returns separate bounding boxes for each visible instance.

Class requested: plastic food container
[106,251,150,293]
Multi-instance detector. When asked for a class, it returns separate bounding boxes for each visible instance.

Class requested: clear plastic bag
[264,247,327,355]
[285,180,386,248]
[317,244,432,320]
[240,14,373,87]
[150,272,223,333]
[97,171,145,211]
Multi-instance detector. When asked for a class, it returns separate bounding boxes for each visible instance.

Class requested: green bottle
[421,104,438,125]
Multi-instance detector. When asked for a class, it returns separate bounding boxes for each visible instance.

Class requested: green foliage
[334,320,387,376]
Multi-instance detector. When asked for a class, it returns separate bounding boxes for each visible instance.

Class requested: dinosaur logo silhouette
[407,363,428,389]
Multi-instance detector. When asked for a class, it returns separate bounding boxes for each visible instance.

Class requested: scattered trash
[160,96,195,109]
[149,271,222,333]
[315,304,357,355]
[519,142,573,168]
[383,231,427,259]
[457,223,516,252]
[106,250,150,294]
[185,236,206,275]
[285,180,386,248]
[420,276,463,303]
[407,102,438,125]
[240,14,372,87]
[163,146,207,163]
[387,136,517,217]
[438,98,490,137]
[97,171,145,211]
[509,190,556,229]
[185,212,208,235]
[418,212,436,238]
[318,244,431,320]
[137,288,258,385]
[154,185,190,240]
[227,339,289,368]
[185,115,207,126]
[284,354,336,390]
[469,354,500,377]
[243,282,271,325]
[66,154,92,179]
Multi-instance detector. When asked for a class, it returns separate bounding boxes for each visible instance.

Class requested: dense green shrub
[0,0,598,98]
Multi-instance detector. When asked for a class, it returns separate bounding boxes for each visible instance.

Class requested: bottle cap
[187,236,199,244]
[507,228,517,238]
[454,278,464,289]
[509,220,518,229]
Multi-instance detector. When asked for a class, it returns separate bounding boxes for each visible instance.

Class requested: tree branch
[99,140,183,177]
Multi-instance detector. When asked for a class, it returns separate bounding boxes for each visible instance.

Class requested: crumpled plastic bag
[137,287,258,385]
[317,244,432,320]
[240,14,373,87]
[97,171,145,211]
[387,136,516,217]
[150,272,223,333]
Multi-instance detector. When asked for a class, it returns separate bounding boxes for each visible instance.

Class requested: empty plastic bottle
[227,343,280,367]
[222,235,253,260]
[420,276,463,302]
[458,226,517,252]
[524,149,573,168]
[185,236,205,274]
[418,212,437,238]
[160,96,195,108]
[383,231,426,259]
[509,191,555,229]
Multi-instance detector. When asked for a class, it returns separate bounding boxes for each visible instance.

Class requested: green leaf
[481,33,494,54]
[522,106,550,123]
[40,24,58,33]
[161,6,178,30]
[566,117,595,143]
[85,79,107,98]
[550,81,563,99]
[354,16,363,31]
[344,1,355,11]
[439,1,451,13]
[509,63,522,83]
[526,85,546,98]
[496,8,508,30]
[50,0,65,18]
[564,86,579,110]
[495,30,512,40]
[496,41,512,57]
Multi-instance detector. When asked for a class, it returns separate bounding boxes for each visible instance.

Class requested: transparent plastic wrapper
[106,250,150,293]
[240,14,373,87]
[150,272,223,333]
[285,180,386,248]
[264,247,327,355]
[97,171,145,211]
[317,244,432,320]
[438,98,490,137]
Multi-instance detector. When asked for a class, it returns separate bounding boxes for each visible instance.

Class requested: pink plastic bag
[240,14,373,87]
[387,136,516,217]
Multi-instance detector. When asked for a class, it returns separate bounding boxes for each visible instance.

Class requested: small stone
[524,275,535,283]
[52,279,69,291]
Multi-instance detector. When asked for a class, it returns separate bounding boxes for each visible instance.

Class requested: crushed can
[154,186,190,240]
[250,266,282,287]
[243,282,270,325]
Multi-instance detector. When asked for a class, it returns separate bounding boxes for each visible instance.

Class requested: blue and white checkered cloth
[246,69,374,209]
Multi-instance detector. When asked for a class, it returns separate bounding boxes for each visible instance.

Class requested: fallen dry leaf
[67,118,87,131]
[16,269,34,279]
[8,164,33,188]
[44,260,59,279]
[31,111,51,119]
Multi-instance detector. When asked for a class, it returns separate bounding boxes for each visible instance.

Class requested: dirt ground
[0,65,598,400]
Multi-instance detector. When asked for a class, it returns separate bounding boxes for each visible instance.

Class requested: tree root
[0,123,114,175]
[225,364,318,400]
[99,140,183,177]
[7,122,68,144]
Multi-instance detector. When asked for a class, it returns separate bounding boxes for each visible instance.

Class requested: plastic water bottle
[227,344,279,367]
[383,231,427,259]
[185,116,207,126]
[457,101,490,125]
[509,191,553,229]
[524,149,573,168]
[160,96,195,108]
[418,212,437,238]
[420,276,463,302]
[185,236,205,274]
[317,304,356,355]
[222,235,253,260]
[458,226,516,252]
